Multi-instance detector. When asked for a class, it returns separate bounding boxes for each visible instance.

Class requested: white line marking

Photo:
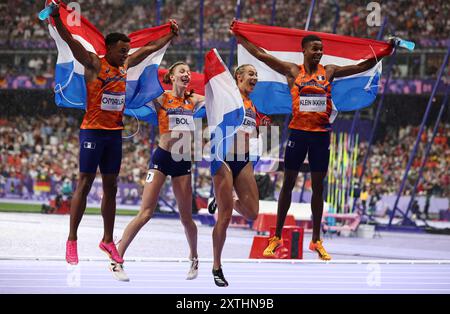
[2,278,450,285]
[1,285,450,292]
[2,257,450,264]
[2,273,450,279]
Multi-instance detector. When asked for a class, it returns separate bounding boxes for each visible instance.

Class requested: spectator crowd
[1,0,448,50]
[1,109,448,202]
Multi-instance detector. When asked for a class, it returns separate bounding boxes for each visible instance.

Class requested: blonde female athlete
[117,61,205,281]
[210,64,266,287]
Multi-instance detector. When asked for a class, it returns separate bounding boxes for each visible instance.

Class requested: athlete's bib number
[240,116,257,134]
[169,114,195,131]
[299,95,327,112]
[101,92,125,111]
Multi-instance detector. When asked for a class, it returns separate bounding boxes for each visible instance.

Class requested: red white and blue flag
[204,49,244,176]
[47,1,170,123]
[232,21,393,114]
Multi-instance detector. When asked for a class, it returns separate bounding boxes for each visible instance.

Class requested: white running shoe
[186,257,199,280]
[109,262,130,282]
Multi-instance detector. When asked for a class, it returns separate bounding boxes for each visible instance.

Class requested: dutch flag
[47,2,170,123]
[233,21,393,114]
[204,49,245,176]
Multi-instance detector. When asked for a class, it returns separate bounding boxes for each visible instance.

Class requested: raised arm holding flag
[47,2,178,281]
[231,20,394,260]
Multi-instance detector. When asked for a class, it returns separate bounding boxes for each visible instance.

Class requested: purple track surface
[1,260,450,294]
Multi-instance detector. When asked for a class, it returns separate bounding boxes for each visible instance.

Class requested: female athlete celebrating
[210,64,263,287]
[118,61,205,280]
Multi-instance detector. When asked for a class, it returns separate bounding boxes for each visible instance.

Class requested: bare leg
[232,162,259,221]
[68,173,96,241]
[310,172,327,242]
[172,174,198,259]
[118,170,166,257]
[212,165,234,270]
[274,169,299,238]
[100,173,119,243]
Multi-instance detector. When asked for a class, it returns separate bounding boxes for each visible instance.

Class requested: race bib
[240,116,257,134]
[169,114,195,131]
[101,92,125,111]
[299,94,327,112]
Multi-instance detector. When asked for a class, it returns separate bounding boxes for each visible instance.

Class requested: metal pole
[377,17,388,40]
[155,0,161,25]
[227,0,242,70]
[404,87,449,218]
[270,0,277,26]
[332,0,340,34]
[389,44,450,226]
[197,0,204,72]
[305,0,316,31]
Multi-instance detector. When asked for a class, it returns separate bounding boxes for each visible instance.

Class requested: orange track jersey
[289,64,332,132]
[80,57,127,130]
[157,92,195,134]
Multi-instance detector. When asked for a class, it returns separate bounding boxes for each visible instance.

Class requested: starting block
[249,225,304,259]
[252,213,296,234]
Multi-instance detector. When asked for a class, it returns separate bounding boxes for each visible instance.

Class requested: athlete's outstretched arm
[325,57,381,79]
[326,40,394,79]
[230,22,297,79]
[127,20,179,68]
[51,6,99,71]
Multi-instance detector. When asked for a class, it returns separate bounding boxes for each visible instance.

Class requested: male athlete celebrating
[50,4,178,279]
[232,23,392,260]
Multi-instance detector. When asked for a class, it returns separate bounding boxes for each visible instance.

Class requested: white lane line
[1,278,450,285]
[3,264,450,269]
[2,273,450,279]
[2,257,450,264]
[0,267,450,277]
[1,285,450,292]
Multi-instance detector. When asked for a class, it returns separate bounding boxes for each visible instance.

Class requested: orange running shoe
[263,236,282,257]
[309,239,331,261]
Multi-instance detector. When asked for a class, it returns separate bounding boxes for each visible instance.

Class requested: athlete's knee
[246,203,259,220]
[281,180,296,194]
[138,208,153,224]
[311,181,324,195]
[217,215,232,227]
[247,211,258,221]
[76,177,94,197]
[180,215,195,228]
[103,179,118,195]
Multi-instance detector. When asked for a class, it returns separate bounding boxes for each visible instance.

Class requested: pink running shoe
[99,241,124,264]
[66,240,79,265]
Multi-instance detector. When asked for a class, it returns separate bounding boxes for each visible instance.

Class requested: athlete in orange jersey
[207,64,265,286]
[117,62,205,281]
[51,5,178,280]
[232,21,392,260]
